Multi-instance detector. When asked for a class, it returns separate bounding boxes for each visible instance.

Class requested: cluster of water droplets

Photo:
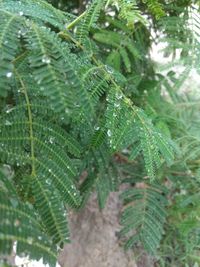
[105,65,114,75]
[17,27,27,38]
[42,55,51,64]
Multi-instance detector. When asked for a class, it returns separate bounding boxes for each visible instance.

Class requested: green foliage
[105,88,174,180]
[120,183,167,254]
[0,9,22,97]
[142,0,165,19]
[76,0,106,43]
[0,171,57,266]
[0,0,199,266]
[110,0,147,28]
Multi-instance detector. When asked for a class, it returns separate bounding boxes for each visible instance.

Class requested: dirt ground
[58,192,154,267]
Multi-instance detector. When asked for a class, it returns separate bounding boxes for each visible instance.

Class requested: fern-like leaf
[120,183,167,254]
[142,0,165,19]
[0,0,68,29]
[105,88,174,180]
[0,172,57,266]
[0,72,82,245]
[0,10,22,97]
[111,0,147,28]
[76,0,105,43]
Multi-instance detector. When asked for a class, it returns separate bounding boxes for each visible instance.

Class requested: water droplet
[116,92,122,100]
[107,129,112,137]
[94,126,100,130]
[42,55,51,64]
[6,72,12,78]
[114,102,120,108]
[6,108,13,113]
[65,108,70,114]
[49,137,54,144]
[27,237,33,244]
[46,179,51,185]
[5,120,12,126]
[105,65,113,74]
[18,30,22,37]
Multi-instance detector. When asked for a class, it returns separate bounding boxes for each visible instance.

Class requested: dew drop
[27,237,33,244]
[94,126,100,131]
[116,92,122,100]
[107,129,112,137]
[6,72,12,78]
[18,30,22,37]
[46,179,51,185]
[49,137,54,144]
[42,55,51,64]
[5,120,12,126]
[114,102,120,108]
[6,108,12,113]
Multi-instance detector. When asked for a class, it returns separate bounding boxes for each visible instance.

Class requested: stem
[65,11,86,30]
[15,70,36,176]
[12,51,28,63]
[60,32,148,126]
